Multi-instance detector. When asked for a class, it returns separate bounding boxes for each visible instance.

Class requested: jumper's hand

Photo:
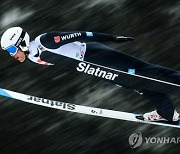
[113,36,135,42]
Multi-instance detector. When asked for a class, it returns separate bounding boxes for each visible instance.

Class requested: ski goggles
[5,45,18,56]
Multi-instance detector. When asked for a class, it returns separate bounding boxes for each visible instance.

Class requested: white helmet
[1,27,30,56]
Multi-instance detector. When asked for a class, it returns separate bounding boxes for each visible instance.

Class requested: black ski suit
[29,31,180,121]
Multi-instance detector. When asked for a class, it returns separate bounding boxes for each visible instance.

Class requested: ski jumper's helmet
[1,27,30,56]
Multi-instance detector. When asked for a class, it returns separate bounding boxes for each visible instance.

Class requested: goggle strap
[15,30,26,48]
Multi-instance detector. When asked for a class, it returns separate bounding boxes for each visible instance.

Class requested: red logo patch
[54,36,61,43]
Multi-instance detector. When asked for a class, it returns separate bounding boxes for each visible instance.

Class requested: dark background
[0,0,180,153]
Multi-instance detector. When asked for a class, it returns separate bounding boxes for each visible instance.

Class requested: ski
[40,51,180,96]
[0,88,179,128]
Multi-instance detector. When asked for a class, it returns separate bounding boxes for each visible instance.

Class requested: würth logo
[61,32,82,41]
[54,36,61,43]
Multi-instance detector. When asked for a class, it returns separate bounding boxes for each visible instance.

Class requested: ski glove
[113,36,135,43]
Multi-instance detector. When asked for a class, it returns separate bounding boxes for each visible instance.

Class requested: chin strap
[24,50,30,57]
